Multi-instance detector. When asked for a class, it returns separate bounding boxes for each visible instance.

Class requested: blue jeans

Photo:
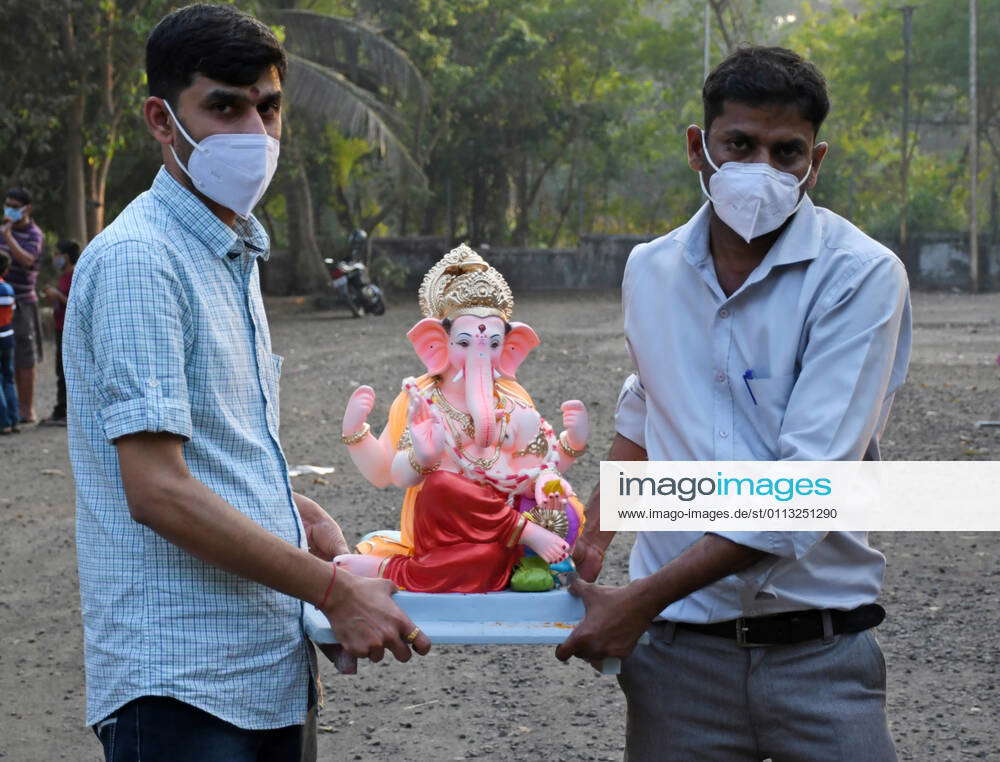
[93,696,305,762]
[0,333,18,428]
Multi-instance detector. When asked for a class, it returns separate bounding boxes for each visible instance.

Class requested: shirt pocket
[741,372,796,457]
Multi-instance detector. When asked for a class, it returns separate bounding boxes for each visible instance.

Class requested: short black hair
[703,46,830,136]
[0,251,10,276]
[146,4,287,107]
[57,239,82,264]
[5,188,31,206]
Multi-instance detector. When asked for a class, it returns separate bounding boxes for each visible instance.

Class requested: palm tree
[263,5,429,292]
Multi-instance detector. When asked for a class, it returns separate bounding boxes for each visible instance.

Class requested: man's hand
[572,535,607,583]
[321,571,431,664]
[293,492,350,561]
[555,578,658,668]
[1,221,12,239]
[558,535,769,669]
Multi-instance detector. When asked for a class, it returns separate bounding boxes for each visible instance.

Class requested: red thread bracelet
[318,562,338,610]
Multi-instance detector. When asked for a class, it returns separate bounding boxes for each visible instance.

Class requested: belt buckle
[735,616,768,647]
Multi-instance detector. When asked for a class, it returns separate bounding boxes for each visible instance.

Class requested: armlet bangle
[341,422,371,446]
[557,431,587,458]
[408,447,440,476]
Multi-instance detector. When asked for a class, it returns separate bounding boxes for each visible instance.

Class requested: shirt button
[719,308,730,319]
[146,378,159,388]
[715,372,726,383]
[719,430,728,438]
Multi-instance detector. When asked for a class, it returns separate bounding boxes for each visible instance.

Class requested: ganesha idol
[334,244,589,593]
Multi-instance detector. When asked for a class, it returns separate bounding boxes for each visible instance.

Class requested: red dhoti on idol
[382,470,526,593]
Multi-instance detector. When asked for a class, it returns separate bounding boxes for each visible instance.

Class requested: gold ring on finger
[405,627,421,643]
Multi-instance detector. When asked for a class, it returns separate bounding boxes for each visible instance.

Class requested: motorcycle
[324,231,385,317]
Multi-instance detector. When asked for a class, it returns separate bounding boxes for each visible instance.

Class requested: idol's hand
[343,385,375,437]
[408,395,445,468]
[560,400,589,450]
[555,578,656,669]
[534,473,574,508]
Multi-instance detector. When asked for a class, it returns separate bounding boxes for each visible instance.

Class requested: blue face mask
[4,206,23,222]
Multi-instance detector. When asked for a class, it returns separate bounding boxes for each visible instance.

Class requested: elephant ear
[498,322,540,379]
[407,318,450,375]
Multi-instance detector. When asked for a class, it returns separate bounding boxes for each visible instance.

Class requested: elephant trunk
[464,347,497,450]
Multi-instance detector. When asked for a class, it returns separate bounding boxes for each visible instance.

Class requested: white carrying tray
[304,588,584,645]
[304,589,622,674]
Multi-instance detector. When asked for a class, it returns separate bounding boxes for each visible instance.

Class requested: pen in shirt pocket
[743,369,758,406]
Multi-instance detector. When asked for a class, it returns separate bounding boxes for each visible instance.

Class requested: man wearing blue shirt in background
[560,47,910,761]
[64,6,430,761]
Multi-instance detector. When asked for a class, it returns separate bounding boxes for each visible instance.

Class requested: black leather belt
[670,603,885,647]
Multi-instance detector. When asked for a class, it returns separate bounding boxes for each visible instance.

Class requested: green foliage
[786,0,1000,238]
[3,0,996,270]
[369,254,409,290]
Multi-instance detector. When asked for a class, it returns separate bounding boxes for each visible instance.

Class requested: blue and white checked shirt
[64,167,311,729]
[615,198,912,623]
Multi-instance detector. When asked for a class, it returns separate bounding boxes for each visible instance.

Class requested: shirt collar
[678,195,823,273]
[151,166,271,261]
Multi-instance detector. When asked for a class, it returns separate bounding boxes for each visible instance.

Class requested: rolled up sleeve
[778,255,911,462]
[614,373,647,449]
[91,243,192,442]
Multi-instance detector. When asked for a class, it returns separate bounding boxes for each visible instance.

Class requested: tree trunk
[286,164,330,293]
[280,118,330,294]
[546,159,577,248]
[62,14,88,244]
[87,5,117,237]
[512,156,530,246]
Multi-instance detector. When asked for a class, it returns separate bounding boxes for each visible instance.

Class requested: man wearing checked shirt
[63,6,429,761]
[558,48,910,760]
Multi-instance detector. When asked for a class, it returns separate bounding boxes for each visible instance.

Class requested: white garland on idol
[401,376,564,497]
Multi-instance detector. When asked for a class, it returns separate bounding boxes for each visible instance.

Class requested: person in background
[1,187,45,424]
[0,252,19,434]
[41,239,80,426]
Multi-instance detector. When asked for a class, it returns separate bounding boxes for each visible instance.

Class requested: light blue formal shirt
[64,167,311,729]
[614,198,912,623]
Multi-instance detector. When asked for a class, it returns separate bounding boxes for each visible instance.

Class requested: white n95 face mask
[698,130,810,243]
[162,99,280,219]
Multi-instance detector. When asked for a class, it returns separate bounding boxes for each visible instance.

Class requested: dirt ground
[1,288,999,762]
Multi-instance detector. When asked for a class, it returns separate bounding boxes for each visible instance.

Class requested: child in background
[41,239,80,426]
[0,251,19,434]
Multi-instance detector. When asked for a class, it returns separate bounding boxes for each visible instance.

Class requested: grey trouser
[13,298,42,368]
[618,621,897,762]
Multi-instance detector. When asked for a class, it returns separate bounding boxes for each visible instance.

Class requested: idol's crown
[417,244,514,322]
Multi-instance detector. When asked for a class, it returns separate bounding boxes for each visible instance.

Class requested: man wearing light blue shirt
[558,47,909,761]
[64,6,429,761]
